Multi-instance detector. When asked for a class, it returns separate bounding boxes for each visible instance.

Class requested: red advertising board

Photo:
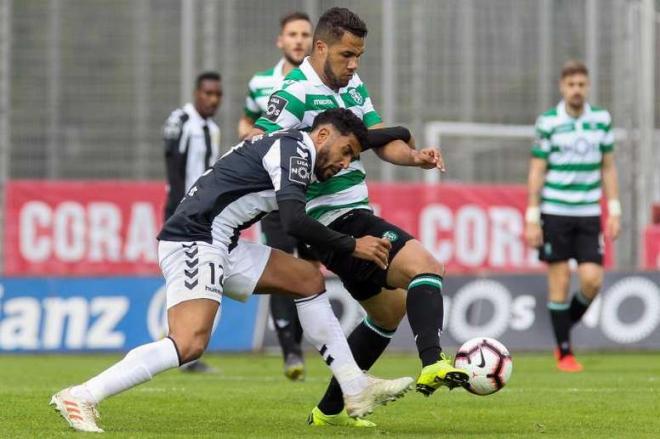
[643,225,660,270]
[3,180,614,275]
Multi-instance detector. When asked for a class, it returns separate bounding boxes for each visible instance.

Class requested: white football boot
[50,387,103,433]
[343,375,414,418]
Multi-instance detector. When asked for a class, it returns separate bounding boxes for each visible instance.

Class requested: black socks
[407,273,445,367]
[317,317,394,415]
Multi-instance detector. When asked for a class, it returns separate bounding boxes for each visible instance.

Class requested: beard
[323,59,349,90]
[568,95,584,109]
[283,50,305,67]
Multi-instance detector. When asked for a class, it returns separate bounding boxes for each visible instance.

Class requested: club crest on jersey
[266,95,288,121]
[349,88,364,105]
[289,157,310,185]
[382,230,399,242]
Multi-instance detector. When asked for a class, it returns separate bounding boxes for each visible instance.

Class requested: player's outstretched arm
[366,126,445,171]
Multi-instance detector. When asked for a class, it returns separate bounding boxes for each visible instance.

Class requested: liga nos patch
[288,157,310,185]
[266,95,287,121]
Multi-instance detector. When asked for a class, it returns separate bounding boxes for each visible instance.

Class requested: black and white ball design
[454,337,513,395]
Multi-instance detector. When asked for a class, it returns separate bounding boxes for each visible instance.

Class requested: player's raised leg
[255,248,413,417]
[310,237,468,427]
[385,239,469,395]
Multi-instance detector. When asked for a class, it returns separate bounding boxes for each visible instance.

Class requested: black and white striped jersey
[163,103,221,219]
[158,129,316,250]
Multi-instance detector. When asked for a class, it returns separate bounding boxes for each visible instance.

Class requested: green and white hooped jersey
[532,101,614,217]
[243,59,286,121]
[255,57,382,225]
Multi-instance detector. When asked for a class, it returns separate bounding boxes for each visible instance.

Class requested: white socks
[70,338,180,404]
[295,293,367,396]
[68,294,367,404]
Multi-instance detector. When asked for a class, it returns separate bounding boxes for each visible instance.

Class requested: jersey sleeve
[531,116,552,160]
[243,77,262,121]
[262,135,311,203]
[357,82,382,127]
[254,81,307,133]
[599,112,614,154]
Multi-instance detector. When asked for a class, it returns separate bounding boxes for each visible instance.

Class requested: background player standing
[238,12,313,381]
[162,71,222,372]
[525,60,621,372]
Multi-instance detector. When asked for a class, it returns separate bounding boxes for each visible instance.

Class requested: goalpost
[423,121,628,185]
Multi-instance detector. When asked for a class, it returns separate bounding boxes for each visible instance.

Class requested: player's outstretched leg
[257,249,413,418]
[386,240,469,395]
[50,298,218,433]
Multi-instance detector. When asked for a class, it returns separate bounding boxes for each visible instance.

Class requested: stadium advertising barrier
[260,271,660,352]
[0,277,260,352]
[3,180,617,276]
[1,272,658,353]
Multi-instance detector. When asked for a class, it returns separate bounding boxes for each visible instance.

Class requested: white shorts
[158,239,272,309]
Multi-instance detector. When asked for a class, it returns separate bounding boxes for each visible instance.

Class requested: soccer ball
[454,337,512,395]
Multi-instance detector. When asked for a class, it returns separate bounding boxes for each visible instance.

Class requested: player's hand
[413,148,446,172]
[606,215,621,241]
[246,127,265,140]
[524,222,543,248]
[353,236,392,270]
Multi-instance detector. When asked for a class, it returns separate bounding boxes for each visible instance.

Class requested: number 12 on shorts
[209,262,224,287]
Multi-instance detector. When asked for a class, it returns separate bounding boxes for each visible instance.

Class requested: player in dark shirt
[50,109,413,433]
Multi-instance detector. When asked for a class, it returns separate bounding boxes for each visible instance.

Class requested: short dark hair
[313,7,367,45]
[280,11,311,30]
[311,108,369,150]
[195,71,221,89]
[560,60,589,79]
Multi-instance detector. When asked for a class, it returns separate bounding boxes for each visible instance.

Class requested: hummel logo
[477,348,486,368]
[205,285,222,294]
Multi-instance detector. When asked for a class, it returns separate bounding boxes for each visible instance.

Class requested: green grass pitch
[1,352,659,438]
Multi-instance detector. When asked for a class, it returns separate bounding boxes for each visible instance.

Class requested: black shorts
[261,211,309,256]
[539,214,603,265]
[311,209,414,301]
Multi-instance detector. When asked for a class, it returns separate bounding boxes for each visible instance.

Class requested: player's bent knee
[168,333,209,364]
[410,255,444,279]
[582,279,602,296]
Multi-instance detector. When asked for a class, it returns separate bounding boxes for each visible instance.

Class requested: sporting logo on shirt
[266,95,288,121]
[349,88,364,105]
[289,157,310,185]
